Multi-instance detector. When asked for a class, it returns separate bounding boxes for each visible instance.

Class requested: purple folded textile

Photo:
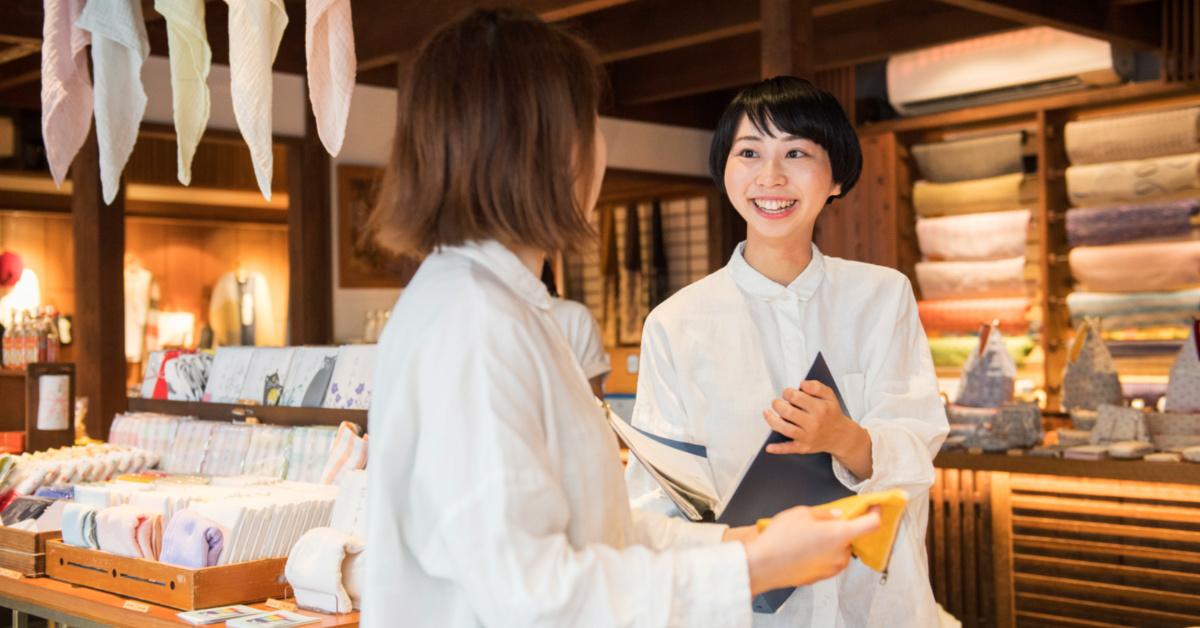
[159,509,224,569]
[1066,199,1199,247]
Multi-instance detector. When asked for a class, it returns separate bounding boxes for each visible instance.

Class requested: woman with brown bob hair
[362,9,880,627]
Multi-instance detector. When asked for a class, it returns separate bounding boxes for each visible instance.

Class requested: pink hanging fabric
[40,0,93,187]
[306,0,355,157]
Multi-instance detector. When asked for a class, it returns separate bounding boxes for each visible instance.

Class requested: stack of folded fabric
[1064,106,1200,370]
[910,131,1037,368]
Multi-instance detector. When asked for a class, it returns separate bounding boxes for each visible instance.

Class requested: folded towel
[75,0,150,205]
[96,504,157,559]
[1,496,55,526]
[1066,106,1200,166]
[918,297,1030,335]
[1066,199,1199,247]
[227,0,289,200]
[160,509,224,568]
[41,0,93,188]
[1067,289,1200,330]
[154,0,210,185]
[284,527,364,614]
[911,132,1024,183]
[1069,241,1200,293]
[306,0,355,157]
[34,486,75,500]
[916,257,1027,301]
[916,209,1031,262]
[319,422,367,485]
[188,501,244,565]
[913,173,1037,217]
[62,503,100,549]
[1067,153,1200,208]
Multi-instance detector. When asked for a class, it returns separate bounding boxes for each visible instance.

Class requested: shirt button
[819,595,833,606]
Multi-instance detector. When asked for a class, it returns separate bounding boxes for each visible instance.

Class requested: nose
[756,157,786,187]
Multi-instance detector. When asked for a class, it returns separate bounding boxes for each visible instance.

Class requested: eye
[786,149,807,158]
[738,149,758,158]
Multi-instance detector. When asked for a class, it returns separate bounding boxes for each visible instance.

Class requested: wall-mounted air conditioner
[887,27,1135,117]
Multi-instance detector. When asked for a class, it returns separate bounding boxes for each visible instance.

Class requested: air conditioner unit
[887,27,1134,117]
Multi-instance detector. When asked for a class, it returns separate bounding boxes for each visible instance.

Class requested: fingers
[799,380,835,401]
[839,511,882,541]
[763,409,806,440]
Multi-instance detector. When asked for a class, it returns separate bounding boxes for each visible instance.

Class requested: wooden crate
[0,528,60,577]
[45,541,289,610]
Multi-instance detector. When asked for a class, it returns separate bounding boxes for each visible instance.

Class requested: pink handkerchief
[96,504,156,559]
[41,0,93,188]
[306,0,355,157]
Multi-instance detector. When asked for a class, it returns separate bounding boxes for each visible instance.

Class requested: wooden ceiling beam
[930,0,1161,50]
[609,32,760,105]
[571,0,758,64]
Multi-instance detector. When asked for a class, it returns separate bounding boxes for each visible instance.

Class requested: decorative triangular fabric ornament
[1061,318,1123,412]
[955,323,1017,408]
[1166,319,1200,413]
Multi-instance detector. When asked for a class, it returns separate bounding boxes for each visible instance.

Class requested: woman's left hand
[763,380,858,455]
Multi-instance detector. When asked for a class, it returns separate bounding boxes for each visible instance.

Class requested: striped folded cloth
[916,257,1027,301]
[1067,288,1200,329]
[917,209,1031,261]
[918,298,1031,335]
[319,421,367,485]
[1065,106,1200,166]
[911,131,1024,183]
[1067,153,1200,208]
[1069,241,1200,293]
[1066,199,1199,247]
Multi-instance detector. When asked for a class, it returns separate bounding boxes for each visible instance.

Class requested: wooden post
[1038,110,1073,412]
[72,125,126,441]
[286,103,333,346]
[991,472,1015,628]
[760,0,814,79]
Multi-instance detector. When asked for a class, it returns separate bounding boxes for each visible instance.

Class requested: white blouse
[626,243,949,627]
[363,240,753,628]
[551,297,612,381]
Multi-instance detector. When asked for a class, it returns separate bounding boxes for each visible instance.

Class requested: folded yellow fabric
[756,489,908,572]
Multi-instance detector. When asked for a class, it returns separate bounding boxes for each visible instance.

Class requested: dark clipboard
[717,352,856,614]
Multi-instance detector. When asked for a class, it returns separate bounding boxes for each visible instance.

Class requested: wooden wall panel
[814,132,903,271]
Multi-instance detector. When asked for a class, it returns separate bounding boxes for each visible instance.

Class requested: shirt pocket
[841,372,867,422]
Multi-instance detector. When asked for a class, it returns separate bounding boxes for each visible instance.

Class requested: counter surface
[935,450,1200,485]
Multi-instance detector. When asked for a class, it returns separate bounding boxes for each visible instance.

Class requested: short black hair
[709,76,862,202]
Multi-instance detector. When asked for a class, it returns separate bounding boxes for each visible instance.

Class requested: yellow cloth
[756,489,908,572]
[155,0,211,186]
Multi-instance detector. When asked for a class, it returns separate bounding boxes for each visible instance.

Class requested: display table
[0,575,358,628]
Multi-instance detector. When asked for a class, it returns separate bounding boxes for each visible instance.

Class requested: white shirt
[625,243,948,628]
[363,240,754,628]
[551,297,612,381]
[0,269,41,330]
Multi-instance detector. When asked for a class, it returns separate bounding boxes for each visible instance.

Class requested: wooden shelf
[935,450,1200,485]
[126,398,367,432]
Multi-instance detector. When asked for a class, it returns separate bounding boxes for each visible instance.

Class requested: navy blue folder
[717,352,856,613]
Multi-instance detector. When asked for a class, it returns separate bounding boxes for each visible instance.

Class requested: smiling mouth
[753,199,797,214]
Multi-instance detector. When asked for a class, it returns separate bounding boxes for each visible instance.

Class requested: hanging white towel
[75,0,150,205]
[41,0,93,188]
[226,0,288,200]
[305,0,355,157]
[155,0,211,185]
[284,527,363,614]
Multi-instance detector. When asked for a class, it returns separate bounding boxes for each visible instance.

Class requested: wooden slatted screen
[930,468,997,628]
[1164,0,1200,83]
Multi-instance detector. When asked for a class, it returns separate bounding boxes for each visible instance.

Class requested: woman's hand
[722,525,760,548]
[762,380,874,479]
[744,506,881,596]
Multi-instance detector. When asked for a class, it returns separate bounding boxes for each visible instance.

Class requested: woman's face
[723,114,841,246]
[579,121,607,222]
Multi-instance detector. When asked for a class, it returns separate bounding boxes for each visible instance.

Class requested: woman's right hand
[743,505,881,596]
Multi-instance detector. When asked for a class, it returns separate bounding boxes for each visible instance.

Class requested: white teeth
[754,199,796,213]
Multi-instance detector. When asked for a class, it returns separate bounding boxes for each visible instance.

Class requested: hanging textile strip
[306,0,355,157]
[1066,152,1200,208]
[227,0,289,200]
[1065,106,1200,166]
[155,0,211,185]
[911,131,1024,183]
[913,173,1038,217]
[916,209,1031,261]
[41,0,92,188]
[1066,199,1199,247]
[1068,240,1200,293]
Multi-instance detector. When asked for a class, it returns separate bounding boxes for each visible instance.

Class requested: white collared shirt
[551,297,612,381]
[363,240,752,628]
[626,242,949,628]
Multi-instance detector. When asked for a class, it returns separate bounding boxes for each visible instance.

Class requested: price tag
[123,601,150,613]
[266,599,298,612]
[0,568,22,580]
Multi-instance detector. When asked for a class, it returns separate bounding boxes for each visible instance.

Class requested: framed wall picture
[337,164,420,288]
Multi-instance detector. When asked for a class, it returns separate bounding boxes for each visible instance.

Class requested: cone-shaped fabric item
[227,0,288,200]
[76,0,149,205]
[41,0,93,188]
[306,0,355,157]
[155,0,211,185]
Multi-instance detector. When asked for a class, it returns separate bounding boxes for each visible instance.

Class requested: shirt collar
[726,241,826,302]
[442,240,552,311]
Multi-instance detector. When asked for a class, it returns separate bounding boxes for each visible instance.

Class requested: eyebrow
[734,134,810,143]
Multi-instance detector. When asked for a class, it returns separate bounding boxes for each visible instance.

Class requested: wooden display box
[45,541,289,610]
[0,528,60,577]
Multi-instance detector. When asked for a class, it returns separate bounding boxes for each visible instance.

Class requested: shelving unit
[126,397,367,433]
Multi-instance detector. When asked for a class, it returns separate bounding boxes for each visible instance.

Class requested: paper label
[123,601,150,612]
[266,598,298,612]
[37,374,70,431]
[0,568,23,580]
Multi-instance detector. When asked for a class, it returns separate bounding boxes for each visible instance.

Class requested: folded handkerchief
[62,503,100,549]
[41,0,93,188]
[285,527,364,614]
[96,504,156,559]
[306,0,355,156]
[34,486,74,501]
[1069,241,1200,293]
[1,496,55,526]
[136,510,163,560]
[75,0,150,205]
[154,0,211,185]
[188,501,245,565]
[320,421,367,485]
[227,0,289,200]
[160,509,224,568]
[1067,153,1200,208]
[1065,106,1200,166]
[916,256,1027,301]
[911,132,1024,183]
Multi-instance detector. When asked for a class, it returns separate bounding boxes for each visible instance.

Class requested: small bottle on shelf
[1,310,11,368]
[41,305,59,362]
[20,310,36,368]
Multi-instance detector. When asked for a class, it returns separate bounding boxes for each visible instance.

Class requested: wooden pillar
[760,0,814,79]
[1038,110,1073,412]
[72,126,126,441]
[286,104,333,346]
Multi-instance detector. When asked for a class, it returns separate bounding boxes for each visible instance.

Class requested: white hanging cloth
[155,0,211,185]
[76,0,150,205]
[226,0,288,200]
[305,0,355,157]
[41,0,93,188]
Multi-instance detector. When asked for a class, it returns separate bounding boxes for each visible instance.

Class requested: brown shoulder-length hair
[368,9,604,257]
